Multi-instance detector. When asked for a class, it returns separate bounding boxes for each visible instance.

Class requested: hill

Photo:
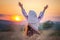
[0,20,14,31]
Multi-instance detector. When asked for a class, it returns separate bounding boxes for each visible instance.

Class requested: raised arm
[19,2,28,19]
[38,5,48,21]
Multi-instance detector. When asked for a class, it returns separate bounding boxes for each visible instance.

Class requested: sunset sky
[0,0,60,22]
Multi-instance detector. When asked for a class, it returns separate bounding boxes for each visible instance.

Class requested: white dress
[28,10,40,31]
[21,8,44,31]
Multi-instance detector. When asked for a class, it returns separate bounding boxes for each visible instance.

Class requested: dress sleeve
[21,8,28,19]
[38,11,44,21]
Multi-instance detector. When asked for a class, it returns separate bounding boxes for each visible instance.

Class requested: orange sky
[0,0,60,22]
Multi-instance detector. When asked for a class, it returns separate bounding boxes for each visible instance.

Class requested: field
[0,31,60,40]
[0,20,60,40]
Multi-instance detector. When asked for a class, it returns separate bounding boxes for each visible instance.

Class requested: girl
[19,2,48,36]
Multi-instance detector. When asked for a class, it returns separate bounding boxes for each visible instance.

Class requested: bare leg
[23,25,28,36]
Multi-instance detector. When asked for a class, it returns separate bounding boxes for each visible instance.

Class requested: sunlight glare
[15,16,21,21]
[11,15,22,22]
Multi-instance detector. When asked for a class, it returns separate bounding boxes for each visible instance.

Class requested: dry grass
[0,24,60,40]
[0,30,60,40]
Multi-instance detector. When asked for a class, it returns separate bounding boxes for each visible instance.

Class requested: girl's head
[28,10,37,17]
[28,10,39,23]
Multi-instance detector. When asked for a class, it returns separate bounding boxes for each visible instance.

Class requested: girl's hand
[19,2,23,8]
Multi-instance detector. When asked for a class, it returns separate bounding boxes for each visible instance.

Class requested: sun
[11,15,23,22]
[15,16,21,21]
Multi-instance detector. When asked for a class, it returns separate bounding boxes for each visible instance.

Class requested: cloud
[0,14,5,17]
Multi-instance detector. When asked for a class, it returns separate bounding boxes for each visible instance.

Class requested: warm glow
[15,16,21,21]
[0,0,60,22]
[11,15,23,22]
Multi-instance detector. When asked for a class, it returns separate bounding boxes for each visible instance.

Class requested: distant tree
[42,21,54,30]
